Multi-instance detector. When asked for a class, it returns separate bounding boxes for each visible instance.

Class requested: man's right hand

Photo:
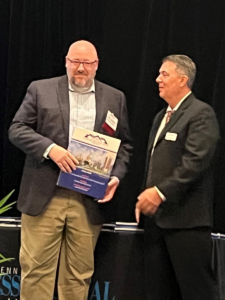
[48,145,79,173]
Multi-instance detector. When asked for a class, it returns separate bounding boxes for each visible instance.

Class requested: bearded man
[9,40,132,300]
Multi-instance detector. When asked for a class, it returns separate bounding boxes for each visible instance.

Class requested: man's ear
[65,56,69,68]
[95,59,99,71]
[180,75,188,87]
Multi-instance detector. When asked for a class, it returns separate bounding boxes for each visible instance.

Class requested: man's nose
[77,63,85,72]
[156,75,162,83]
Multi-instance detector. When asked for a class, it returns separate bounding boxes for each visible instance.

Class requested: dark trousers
[144,218,218,300]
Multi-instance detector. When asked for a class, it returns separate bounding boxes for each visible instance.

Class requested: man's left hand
[136,187,163,216]
[98,177,119,203]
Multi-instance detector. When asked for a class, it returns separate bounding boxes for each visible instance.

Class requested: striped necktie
[165,110,175,124]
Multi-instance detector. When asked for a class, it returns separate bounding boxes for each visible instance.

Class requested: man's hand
[136,187,163,217]
[48,145,79,173]
[98,177,119,203]
[135,207,141,223]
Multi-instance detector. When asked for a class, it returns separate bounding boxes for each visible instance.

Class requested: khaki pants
[20,188,102,300]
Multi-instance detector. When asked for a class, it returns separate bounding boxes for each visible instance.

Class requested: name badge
[102,111,118,135]
[165,132,177,141]
[105,111,118,131]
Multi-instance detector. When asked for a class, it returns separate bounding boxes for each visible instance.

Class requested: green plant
[0,190,16,214]
[0,190,16,276]
[0,254,15,276]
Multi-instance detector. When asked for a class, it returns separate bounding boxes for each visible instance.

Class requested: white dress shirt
[43,80,96,158]
[68,81,96,140]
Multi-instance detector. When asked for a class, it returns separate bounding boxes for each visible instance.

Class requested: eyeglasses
[67,57,98,69]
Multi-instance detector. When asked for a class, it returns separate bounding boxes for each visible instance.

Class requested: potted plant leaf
[0,190,16,214]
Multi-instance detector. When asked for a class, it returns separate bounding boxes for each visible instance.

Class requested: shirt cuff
[110,176,120,184]
[154,186,166,201]
[43,143,56,159]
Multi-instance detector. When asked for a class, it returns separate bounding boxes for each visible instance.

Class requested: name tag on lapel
[102,111,118,135]
[105,111,118,131]
[165,132,177,141]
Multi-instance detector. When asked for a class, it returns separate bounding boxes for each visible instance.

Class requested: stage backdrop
[1,0,225,232]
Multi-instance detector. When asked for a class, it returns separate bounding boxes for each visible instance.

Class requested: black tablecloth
[0,221,224,300]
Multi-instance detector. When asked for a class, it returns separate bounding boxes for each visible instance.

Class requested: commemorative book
[57,127,121,199]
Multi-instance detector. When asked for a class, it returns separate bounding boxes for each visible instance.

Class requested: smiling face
[65,41,99,88]
[156,60,189,106]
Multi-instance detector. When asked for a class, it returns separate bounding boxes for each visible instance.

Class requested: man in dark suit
[136,55,219,300]
[9,40,132,300]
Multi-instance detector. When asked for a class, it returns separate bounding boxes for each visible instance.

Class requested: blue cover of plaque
[57,128,121,199]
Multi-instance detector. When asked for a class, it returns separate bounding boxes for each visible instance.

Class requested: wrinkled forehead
[67,41,98,61]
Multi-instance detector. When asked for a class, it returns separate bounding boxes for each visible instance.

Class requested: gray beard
[68,77,93,94]
[67,71,93,92]
[71,79,92,93]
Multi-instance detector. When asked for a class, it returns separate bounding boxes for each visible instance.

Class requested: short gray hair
[163,55,196,89]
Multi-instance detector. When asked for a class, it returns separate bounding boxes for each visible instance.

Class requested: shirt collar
[167,91,192,112]
[68,80,95,94]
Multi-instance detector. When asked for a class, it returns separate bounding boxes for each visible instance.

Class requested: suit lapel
[156,109,184,144]
[57,76,70,143]
[94,80,104,132]
[148,109,166,152]
[152,93,195,147]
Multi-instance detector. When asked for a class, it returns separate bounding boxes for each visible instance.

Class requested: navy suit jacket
[9,75,132,223]
[144,93,219,229]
